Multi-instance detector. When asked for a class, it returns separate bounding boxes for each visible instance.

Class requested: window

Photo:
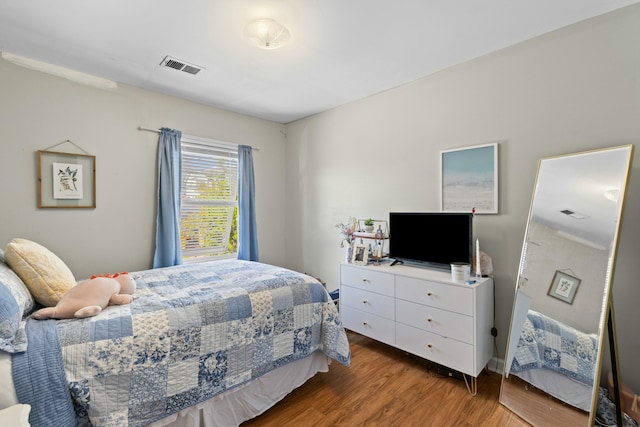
[180,135,238,262]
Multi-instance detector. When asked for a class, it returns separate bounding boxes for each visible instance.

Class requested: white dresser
[340,262,493,378]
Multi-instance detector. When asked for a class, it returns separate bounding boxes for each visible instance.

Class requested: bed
[0,250,351,427]
[508,309,598,412]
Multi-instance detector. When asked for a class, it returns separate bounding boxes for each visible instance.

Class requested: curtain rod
[137,126,260,151]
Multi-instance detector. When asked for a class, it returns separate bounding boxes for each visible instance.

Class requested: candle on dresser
[475,238,482,277]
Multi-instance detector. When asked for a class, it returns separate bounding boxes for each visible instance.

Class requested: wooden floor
[242,331,529,426]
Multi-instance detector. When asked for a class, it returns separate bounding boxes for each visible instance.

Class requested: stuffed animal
[32,272,136,320]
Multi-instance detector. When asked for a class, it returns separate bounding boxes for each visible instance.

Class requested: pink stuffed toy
[32,272,136,320]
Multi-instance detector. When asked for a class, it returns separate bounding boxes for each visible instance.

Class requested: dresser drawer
[341,264,394,296]
[341,306,395,346]
[396,323,474,376]
[341,285,395,320]
[396,276,472,315]
[395,299,472,344]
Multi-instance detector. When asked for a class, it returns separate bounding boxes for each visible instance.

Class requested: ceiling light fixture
[244,19,291,50]
[603,189,620,202]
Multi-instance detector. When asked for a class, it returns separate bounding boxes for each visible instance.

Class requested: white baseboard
[487,356,505,374]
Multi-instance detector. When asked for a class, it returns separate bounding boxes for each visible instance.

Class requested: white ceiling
[0,0,638,124]
[531,147,632,251]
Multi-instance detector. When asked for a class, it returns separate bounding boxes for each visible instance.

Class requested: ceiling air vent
[560,209,589,219]
[160,55,204,75]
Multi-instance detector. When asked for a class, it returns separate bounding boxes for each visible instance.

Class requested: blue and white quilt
[14,260,351,427]
[510,310,597,386]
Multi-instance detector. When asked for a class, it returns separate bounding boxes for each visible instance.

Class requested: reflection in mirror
[499,145,634,426]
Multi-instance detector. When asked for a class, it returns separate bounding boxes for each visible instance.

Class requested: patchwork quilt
[510,310,597,386]
[14,260,351,427]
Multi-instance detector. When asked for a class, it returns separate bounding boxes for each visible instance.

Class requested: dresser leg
[463,374,478,396]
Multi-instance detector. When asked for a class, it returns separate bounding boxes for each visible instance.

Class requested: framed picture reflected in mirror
[548,270,581,304]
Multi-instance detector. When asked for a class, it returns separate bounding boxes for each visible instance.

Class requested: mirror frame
[499,145,634,426]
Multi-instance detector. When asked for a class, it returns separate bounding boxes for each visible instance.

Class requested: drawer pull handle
[362,321,368,325]
[362,278,369,282]
[427,292,433,296]
[362,299,368,304]
[427,317,433,322]
[427,343,433,348]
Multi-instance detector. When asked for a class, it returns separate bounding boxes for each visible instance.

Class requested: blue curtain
[153,128,183,268]
[238,145,259,261]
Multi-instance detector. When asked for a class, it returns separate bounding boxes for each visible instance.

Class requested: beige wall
[284,5,640,389]
[0,59,287,279]
[524,222,608,334]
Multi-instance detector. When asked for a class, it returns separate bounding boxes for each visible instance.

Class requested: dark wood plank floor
[242,331,529,426]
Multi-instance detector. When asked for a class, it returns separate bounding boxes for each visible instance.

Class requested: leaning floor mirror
[499,145,634,426]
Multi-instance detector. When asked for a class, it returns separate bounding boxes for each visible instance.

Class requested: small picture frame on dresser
[352,243,368,265]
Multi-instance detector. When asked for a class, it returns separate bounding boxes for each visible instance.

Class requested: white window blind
[180,135,238,262]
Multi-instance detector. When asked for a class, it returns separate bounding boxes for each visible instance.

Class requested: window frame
[179,134,239,263]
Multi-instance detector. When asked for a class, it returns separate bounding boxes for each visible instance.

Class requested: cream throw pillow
[4,238,76,307]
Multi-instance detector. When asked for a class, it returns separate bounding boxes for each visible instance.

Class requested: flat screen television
[388,212,473,271]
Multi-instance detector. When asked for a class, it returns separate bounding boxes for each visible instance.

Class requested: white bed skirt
[1,351,330,427]
[0,351,18,409]
[147,351,330,427]
[512,368,593,412]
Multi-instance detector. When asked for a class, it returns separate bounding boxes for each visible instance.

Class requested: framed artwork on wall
[440,142,498,214]
[548,270,581,304]
[38,150,96,208]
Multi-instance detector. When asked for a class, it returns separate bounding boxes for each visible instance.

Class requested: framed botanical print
[548,270,581,304]
[38,150,96,208]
